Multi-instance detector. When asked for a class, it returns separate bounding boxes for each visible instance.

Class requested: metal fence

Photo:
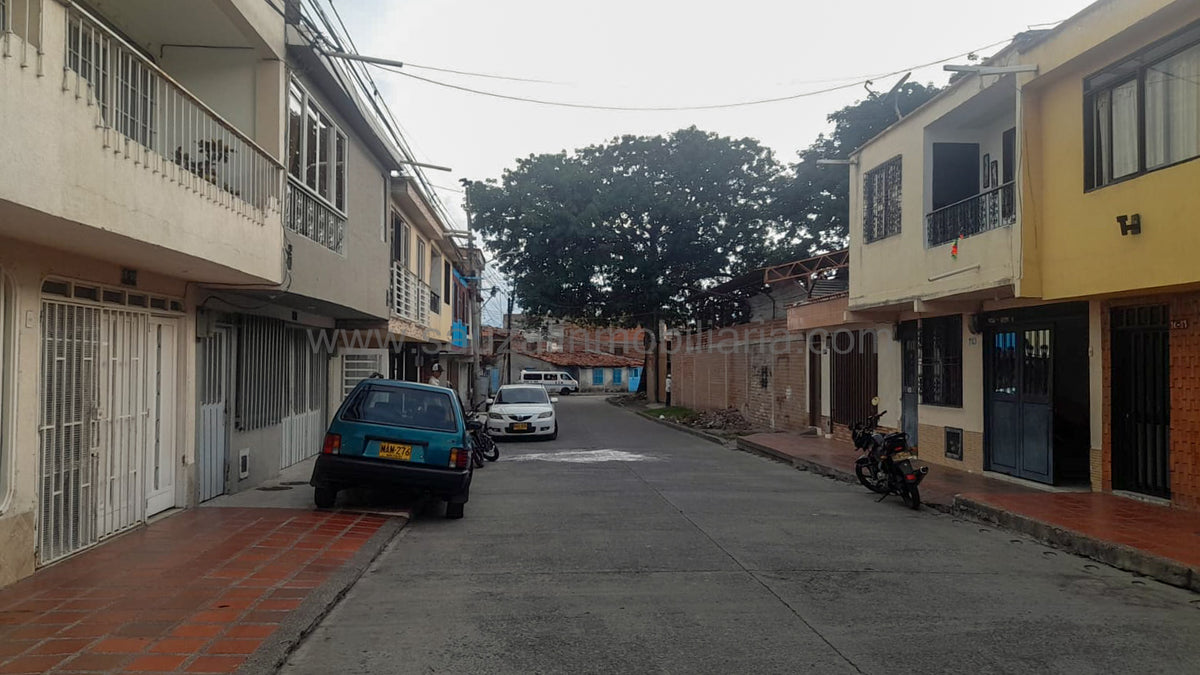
[392,263,431,326]
[926,182,1016,247]
[285,178,346,253]
[60,1,282,221]
[1,0,42,68]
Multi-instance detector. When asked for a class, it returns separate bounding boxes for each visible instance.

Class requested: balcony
[0,0,285,285]
[926,182,1015,247]
[391,263,430,327]
[59,2,281,221]
[285,179,345,254]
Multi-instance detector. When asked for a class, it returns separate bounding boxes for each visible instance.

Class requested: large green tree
[774,81,943,257]
[466,127,796,329]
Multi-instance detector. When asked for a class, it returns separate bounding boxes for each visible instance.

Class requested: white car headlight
[538,411,554,419]
[488,412,504,420]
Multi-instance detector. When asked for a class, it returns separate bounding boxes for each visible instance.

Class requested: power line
[351,38,1013,112]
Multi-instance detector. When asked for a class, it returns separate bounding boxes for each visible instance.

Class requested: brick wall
[672,320,811,433]
[1102,292,1200,510]
[915,424,983,472]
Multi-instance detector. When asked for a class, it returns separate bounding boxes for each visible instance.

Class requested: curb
[635,411,733,447]
[238,515,409,674]
[953,495,1200,593]
[735,437,956,512]
[605,397,734,447]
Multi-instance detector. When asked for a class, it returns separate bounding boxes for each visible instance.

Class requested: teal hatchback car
[310,378,475,518]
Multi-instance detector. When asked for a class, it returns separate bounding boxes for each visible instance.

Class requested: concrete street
[282,397,1200,674]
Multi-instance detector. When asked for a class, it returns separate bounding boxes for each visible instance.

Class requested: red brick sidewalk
[737,432,1042,507]
[738,432,1200,590]
[0,508,389,674]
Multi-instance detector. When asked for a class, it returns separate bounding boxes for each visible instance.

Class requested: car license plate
[892,451,914,461]
[378,442,413,461]
[512,423,529,431]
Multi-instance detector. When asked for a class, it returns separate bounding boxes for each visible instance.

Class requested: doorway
[899,321,919,448]
[807,334,822,427]
[983,303,1089,485]
[197,326,231,503]
[1111,305,1170,498]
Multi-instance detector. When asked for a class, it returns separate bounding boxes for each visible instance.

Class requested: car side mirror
[550,397,559,403]
[466,420,483,431]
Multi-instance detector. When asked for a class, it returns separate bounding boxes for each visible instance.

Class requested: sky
[328,0,1096,323]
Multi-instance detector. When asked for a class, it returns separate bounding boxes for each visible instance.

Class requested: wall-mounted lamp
[1117,214,1141,236]
[968,314,983,335]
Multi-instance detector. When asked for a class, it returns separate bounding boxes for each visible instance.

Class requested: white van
[520,370,579,395]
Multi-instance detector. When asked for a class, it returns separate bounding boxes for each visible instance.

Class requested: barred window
[237,317,329,431]
[920,315,962,407]
[863,156,903,243]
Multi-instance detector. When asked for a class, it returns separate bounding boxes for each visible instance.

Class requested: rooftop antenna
[883,72,912,122]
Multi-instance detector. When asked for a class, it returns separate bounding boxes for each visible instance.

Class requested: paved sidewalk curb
[605,397,733,447]
[736,437,957,512]
[238,515,409,674]
[954,496,1200,593]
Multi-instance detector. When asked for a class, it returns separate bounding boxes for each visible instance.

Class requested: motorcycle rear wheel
[855,460,888,494]
[900,485,921,510]
[477,434,500,462]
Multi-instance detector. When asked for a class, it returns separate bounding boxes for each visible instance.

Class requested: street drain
[256,485,293,491]
[281,481,308,485]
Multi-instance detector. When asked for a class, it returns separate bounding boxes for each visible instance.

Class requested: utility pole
[461,179,485,408]
[504,291,515,385]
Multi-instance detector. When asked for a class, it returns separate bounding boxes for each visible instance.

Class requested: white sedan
[486,385,558,440]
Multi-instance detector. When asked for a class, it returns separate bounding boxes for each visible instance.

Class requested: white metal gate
[39,300,178,564]
[38,302,100,563]
[145,319,178,516]
[197,327,230,501]
[281,327,327,469]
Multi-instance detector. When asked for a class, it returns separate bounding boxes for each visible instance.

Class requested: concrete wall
[0,239,197,588]
[0,3,284,287]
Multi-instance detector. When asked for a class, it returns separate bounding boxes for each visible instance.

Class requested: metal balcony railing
[926,182,1016,247]
[285,179,345,254]
[391,263,431,327]
[59,1,282,222]
[1,0,43,68]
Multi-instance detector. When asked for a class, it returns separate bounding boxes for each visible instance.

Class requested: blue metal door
[986,327,1053,483]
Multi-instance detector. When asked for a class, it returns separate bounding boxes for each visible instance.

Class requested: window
[443,261,452,304]
[495,387,549,404]
[342,352,385,398]
[920,315,962,407]
[522,373,542,381]
[237,317,330,431]
[286,79,348,212]
[863,156,902,242]
[430,252,443,312]
[612,368,623,385]
[592,369,604,385]
[343,385,458,432]
[335,132,347,212]
[1086,23,1200,188]
[416,239,426,281]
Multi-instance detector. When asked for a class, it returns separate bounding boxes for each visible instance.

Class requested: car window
[522,373,542,381]
[494,387,550,404]
[343,385,458,432]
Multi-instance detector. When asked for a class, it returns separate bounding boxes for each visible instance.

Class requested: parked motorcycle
[851,398,928,509]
